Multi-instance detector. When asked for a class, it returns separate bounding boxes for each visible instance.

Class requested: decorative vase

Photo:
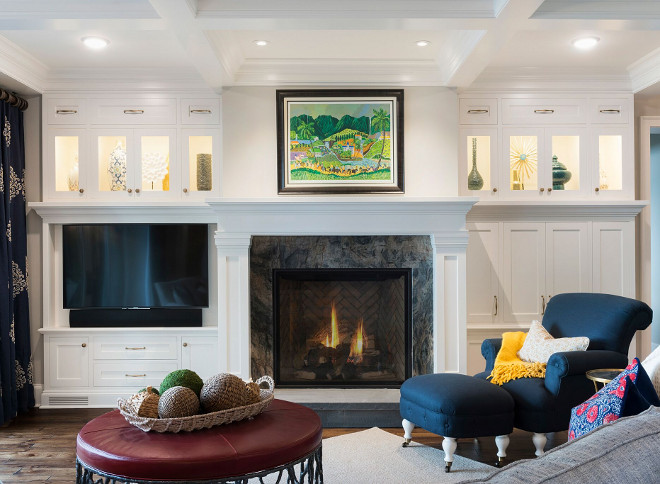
[108,141,127,191]
[467,138,484,190]
[197,153,212,191]
[552,155,572,190]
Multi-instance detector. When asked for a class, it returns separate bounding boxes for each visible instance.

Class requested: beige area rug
[264,427,493,483]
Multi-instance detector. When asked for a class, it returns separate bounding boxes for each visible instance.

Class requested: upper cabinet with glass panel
[43,95,220,201]
[458,94,633,200]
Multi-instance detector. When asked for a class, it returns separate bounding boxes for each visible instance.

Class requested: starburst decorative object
[142,152,169,190]
[509,136,537,190]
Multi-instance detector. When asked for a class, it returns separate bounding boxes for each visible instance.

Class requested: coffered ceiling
[2,0,660,94]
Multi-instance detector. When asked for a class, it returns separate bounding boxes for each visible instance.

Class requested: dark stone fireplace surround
[250,235,434,383]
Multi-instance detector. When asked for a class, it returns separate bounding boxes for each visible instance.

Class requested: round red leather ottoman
[76,399,323,483]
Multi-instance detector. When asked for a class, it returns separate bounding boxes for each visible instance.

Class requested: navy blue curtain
[0,100,34,425]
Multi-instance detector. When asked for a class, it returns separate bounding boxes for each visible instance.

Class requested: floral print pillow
[568,358,659,441]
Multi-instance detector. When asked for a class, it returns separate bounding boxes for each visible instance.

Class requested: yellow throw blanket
[488,331,546,385]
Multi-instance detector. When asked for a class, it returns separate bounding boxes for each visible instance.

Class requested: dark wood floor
[0,408,567,483]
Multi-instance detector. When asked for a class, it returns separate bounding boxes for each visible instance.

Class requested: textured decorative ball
[200,373,250,411]
[159,369,204,397]
[138,387,160,395]
[245,382,261,405]
[128,386,160,418]
[158,386,200,418]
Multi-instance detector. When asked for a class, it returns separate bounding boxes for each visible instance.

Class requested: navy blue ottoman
[400,373,514,472]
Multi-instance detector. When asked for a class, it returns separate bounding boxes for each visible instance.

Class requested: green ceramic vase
[552,155,572,190]
[467,138,484,190]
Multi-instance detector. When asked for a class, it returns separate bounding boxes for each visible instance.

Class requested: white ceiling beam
[148,0,227,92]
[0,19,167,30]
[445,0,546,88]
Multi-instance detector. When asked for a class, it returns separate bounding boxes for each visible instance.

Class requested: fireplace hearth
[274,268,412,387]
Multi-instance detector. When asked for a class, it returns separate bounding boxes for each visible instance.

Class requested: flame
[323,301,339,348]
[349,318,364,363]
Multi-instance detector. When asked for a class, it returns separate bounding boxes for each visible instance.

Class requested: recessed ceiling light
[253,40,269,47]
[82,36,110,50]
[572,36,599,50]
[416,40,431,47]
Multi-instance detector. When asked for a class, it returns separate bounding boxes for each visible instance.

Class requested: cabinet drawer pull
[599,109,620,114]
[541,295,546,315]
[467,109,489,114]
[125,374,147,378]
[494,295,498,316]
[190,108,212,114]
[534,109,555,114]
[125,346,146,350]
[81,343,87,348]
[56,109,78,115]
[123,109,144,114]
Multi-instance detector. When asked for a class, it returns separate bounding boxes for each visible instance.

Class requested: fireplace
[273,268,412,387]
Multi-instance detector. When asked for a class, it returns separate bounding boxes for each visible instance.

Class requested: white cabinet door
[181,336,218,382]
[48,336,89,388]
[592,221,634,297]
[467,223,500,324]
[502,223,546,324]
[545,223,591,299]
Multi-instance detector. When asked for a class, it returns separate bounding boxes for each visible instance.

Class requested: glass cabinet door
[545,129,586,197]
[502,128,544,197]
[182,129,218,198]
[459,128,497,197]
[96,132,130,194]
[592,128,631,199]
[136,130,176,197]
[49,129,87,198]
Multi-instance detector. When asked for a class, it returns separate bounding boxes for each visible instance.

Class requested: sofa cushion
[642,346,660,398]
[568,358,660,440]
[458,406,660,483]
[518,320,589,364]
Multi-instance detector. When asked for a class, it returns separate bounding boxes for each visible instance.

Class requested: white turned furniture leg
[494,434,510,467]
[401,419,415,447]
[532,433,547,457]
[442,437,457,472]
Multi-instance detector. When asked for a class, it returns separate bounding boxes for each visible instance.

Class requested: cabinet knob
[183,342,188,347]
[135,188,140,193]
[127,188,133,193]
[81,343,87,348]
[79,188,84,194]
[540,188,545,192]
[595,187,600,192]
[547,187,552,193]
[183,188,188,193]
[492,187,497,193]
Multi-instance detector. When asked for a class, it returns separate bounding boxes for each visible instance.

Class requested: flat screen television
[63,224,208,326]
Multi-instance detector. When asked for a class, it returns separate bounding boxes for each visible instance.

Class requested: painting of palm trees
[277,89,404,193]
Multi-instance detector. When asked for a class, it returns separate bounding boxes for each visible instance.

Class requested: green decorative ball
[159,369,204,397]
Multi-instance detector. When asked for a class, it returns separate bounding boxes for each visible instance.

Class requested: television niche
[63,223,208,328]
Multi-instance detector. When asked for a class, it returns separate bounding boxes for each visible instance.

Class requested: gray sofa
[459,406,660,483]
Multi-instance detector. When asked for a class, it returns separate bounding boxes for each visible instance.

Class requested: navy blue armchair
[476,293,652,455]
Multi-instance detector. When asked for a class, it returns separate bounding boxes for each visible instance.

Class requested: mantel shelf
[468,199,648,220]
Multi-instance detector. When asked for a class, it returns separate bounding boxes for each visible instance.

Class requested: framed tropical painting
[277,89,404,193]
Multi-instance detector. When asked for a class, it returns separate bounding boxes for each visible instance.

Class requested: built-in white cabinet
[466,223,499,324]
[43,94,221,201]
[40,329,218,408]
[459,93,633,200]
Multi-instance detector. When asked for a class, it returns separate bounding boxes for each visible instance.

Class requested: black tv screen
[63,224,209,309]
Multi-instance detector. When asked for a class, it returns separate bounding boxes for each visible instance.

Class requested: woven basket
[118,376,274,433]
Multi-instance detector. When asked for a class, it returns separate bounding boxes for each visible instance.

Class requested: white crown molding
[441,30,486,86]
[531,0,660,20]
[467,200,648,222]
[464,66,632,92]
[195,0,498,19]
[0,34,48,94]
[43,67,211,92]
[206,31,244,84]
[232,59,445,86]
[628,47,660,93]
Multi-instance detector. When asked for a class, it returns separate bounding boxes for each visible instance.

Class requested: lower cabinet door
[181,336,218,381]
[49,336,90,388]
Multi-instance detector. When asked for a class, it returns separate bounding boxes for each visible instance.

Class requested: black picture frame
[277,89,404,194]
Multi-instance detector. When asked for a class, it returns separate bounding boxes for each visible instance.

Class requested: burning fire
[324,301,340,348]
[349,318,364,363]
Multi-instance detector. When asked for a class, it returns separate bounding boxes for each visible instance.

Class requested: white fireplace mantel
[207,197,478,379]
